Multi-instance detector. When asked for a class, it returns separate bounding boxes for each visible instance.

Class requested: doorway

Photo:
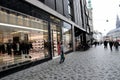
[50,23,61,58]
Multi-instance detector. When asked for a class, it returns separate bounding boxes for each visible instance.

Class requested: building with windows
[0,0,93,76]
[107,15,120,42]
[107,28,120,42]
[93,31,103,43]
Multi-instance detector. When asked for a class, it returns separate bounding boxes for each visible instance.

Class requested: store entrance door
[50,23,61,58]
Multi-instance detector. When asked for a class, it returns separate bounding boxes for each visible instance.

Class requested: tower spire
[116,15,120,28]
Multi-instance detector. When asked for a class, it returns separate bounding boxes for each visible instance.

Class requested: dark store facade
[0,0,92,76]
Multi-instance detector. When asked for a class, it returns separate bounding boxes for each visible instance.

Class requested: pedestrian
[94,41,97,47]
[114,40,119,51]
[104,40,108,48]
[59,42,65,64]
[109,40,114,51]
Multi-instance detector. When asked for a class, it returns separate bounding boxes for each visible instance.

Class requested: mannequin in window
[0,43,2,55]
[13,42,20,55]
[26,42,32,58]
[57,41,61,55]
[20,41,26,55]
[7,40,12,55]
[1,43,7,54]
[44,40,49,57]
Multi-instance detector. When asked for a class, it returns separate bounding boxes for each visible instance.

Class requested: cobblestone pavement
[1,45,120,80]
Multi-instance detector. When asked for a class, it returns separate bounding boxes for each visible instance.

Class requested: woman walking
[59,42,65,64]
[114,40,119,51]
[109,40,114,51]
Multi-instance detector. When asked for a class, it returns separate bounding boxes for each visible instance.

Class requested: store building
[106,15,120,42]
[107,28,120,42]
[0,0,92,76]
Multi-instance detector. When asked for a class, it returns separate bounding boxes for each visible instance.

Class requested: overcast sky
[91,0,120,35]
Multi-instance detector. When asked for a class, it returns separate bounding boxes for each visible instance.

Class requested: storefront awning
[74,27,85,37]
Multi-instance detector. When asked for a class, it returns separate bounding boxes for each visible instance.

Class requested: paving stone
[1,45,120,80]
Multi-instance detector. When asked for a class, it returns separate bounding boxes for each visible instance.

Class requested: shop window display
[0,10,8,23]
[0,9,49,69]
[9,13,16,25]
[0,28,49,68]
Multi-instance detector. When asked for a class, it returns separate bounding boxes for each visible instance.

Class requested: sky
[91,0,120,35]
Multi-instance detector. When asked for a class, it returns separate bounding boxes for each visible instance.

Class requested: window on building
[38,0,45,3]
[62,22,73,52]
[67,0,74,21]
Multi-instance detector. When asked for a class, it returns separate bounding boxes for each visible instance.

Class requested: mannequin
[7,40,12,55]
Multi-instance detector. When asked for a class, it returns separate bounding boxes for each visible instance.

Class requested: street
[1,45,120,80]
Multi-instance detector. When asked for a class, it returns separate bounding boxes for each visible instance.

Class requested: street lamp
[106,19,109,22]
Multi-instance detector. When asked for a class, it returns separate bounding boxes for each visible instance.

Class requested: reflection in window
[62,22,72,52]
[67,0,74,21]
[68,6,71,15]
[50,23,61,57]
